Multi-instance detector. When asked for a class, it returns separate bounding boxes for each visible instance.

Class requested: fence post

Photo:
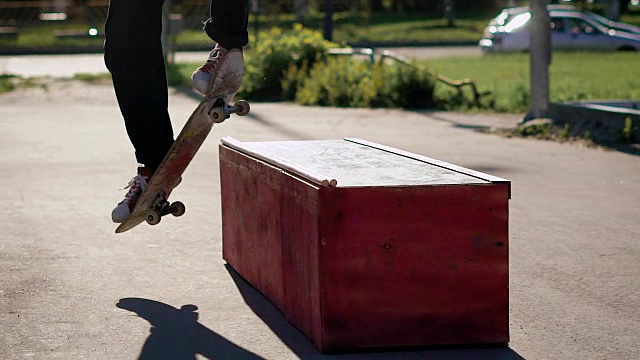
[323,0,333,41]
[252,0,260,47]
[162,0,171,63]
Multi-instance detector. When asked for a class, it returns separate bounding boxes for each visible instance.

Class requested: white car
[479,10,640,53]
[483,5,640,37]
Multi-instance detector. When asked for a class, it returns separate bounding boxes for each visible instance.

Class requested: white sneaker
[111,173,149,223]
[191,45,244,101]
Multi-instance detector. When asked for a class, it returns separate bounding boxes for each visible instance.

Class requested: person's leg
[203,0,250,48]
[191,0,249,96]
[105,0,175,222]
[104,0,174,172]
[105,49,174,171]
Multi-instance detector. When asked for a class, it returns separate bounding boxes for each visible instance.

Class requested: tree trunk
[323,0,333,41]
[604,0,621,20]
[294,0,308,23]
[370,0,385,12]
[525,0,551,122]
[444,0,455,27]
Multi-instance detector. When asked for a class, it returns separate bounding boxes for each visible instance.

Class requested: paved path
[1,82,639,359]
[0,47,481,77]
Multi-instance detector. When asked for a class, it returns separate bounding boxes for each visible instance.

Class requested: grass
[3,12,639,50]
[0,12,492,50]
[488,120,596,147]
[166,63,194,88]
[3,50,639,117]
[0,75,52,93]
[422,51,640,112]
[167,51,640,114]
[72,72,112,84]
[0,75,17,93]
[0,23,105,49]
[301,12,488,43]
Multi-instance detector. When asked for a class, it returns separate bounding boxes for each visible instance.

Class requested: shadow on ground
[425,111,640,157]
[225,265,527,360]
[173,86,314,140]
[116,298,263,360]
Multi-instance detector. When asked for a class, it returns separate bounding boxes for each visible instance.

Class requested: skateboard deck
[115,95,249,234]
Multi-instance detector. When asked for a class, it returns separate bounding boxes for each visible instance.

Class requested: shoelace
[199,48,226,75]
[120,175,148,205]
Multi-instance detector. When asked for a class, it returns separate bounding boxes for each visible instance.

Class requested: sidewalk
[0,47,481,77]
[1,80,639,359]
[0,52,206,77]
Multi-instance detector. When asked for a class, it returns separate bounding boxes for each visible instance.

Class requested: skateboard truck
[209,99,250,123]
[145,192,186,226]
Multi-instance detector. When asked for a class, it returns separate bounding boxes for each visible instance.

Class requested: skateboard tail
[114,102,215,234]
[115,214,147,233]
[114,94,250,234]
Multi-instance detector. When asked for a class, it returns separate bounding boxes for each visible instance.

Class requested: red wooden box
[219,137,511,352]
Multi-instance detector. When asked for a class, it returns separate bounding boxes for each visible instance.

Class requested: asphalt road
[0,46,482,78]
[1,81,639,359]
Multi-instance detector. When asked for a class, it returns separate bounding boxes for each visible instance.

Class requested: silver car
[483,5,640,37]
[480,10,640,53]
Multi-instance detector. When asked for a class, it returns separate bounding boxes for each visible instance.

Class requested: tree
[525,0,551,121]
[370,0,385,12]
[323,0,333,41]
[444,0,455,27]
[604,0,621,20]
[294,0,308,23]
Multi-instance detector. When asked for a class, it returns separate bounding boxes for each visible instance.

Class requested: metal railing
[379,50,491,106]
[327,47,491,106]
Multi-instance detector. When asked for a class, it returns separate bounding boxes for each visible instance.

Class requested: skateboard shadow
[174,86,314,140]
[226,265,527,360]
[116,298,263,360]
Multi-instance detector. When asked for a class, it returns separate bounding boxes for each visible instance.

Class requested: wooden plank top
[222,138,501,188]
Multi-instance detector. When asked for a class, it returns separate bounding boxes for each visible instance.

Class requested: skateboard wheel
[146,210,161,226]
[235,100,250,116]
[170,201,186,217]
[211,108,226,123]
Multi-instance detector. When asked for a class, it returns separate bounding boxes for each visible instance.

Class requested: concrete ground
[1,80,639,360]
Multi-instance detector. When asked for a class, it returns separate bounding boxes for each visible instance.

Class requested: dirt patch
[484,118,599,148]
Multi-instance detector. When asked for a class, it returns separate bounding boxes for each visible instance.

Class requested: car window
[585,11,612,28]
[568,18,601,35]
[550,17,565,32]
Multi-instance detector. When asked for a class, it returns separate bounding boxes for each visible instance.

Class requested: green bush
[238,24,338,100]
[621,116,636,143]
[0,75,17,93]
[379,64,435,109]
[290,57,435,109]
[159,25,435,109]
[293,57,377,107]
[239,25,435,108]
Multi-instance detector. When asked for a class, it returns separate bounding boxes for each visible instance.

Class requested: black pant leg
[104,0,174,171]
[203,0,250,48]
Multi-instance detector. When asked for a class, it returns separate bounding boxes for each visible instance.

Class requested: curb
[348,40,479,48]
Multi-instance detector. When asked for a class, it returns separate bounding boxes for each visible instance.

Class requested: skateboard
[115,94,250,234]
